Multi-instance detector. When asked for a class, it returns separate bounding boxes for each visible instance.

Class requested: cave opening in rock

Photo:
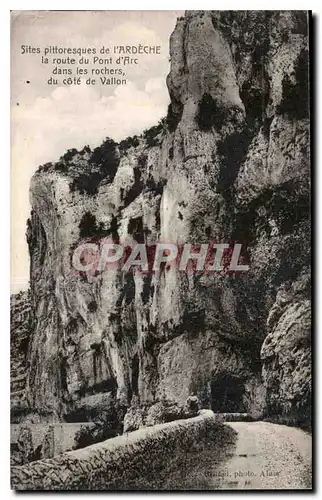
[210,373,245,413]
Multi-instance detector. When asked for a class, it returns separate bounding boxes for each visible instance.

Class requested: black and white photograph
[9,9,312,491]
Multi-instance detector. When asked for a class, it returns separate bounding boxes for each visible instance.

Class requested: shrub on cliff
[73,421,117,450]
[61,148,78,163]
[119,135,140,152]
[143,118,165,147]
[90,137,119,176]
[78,211,109,239]
[38,162,53,173]
[72,402,126,449]
[70,137,120,195]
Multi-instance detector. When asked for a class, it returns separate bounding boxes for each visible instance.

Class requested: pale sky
[11,10,182,293]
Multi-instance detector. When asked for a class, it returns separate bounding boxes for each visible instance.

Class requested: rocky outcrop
[11,291,32,420]
[12,11,310,427]
[261,271,311,427]
[123,395,200,432]
[11,422,92,464]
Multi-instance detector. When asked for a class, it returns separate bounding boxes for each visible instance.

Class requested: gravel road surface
[208,421,312,490]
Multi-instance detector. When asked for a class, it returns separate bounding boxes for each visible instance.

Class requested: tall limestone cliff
[15,11,310,426]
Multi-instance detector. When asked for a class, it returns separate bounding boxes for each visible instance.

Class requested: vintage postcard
[10,10,312,490]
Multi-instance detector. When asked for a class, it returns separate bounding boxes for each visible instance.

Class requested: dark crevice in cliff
[141,275,153,305]
[126,218,141,244]
[123,166,143,208]
[216,129,252,197]
[277,48,309,120]
[131,354,139,398]
[77,378,117,399]
[166,100,184,132]
[159,308,206,343]
[123,273,136,306]
[59,354,68,394]
[79,211,110,239]
[26,210,47,273]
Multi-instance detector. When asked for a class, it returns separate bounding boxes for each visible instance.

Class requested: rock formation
[11,11,311,428]
[11,290,32,421]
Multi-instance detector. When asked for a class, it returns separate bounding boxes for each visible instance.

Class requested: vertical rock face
[11,291,32,420]
[12,11,310,426]
[261,272,311,426]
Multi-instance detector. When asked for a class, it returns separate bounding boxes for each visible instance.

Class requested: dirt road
[208,421,312,490]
